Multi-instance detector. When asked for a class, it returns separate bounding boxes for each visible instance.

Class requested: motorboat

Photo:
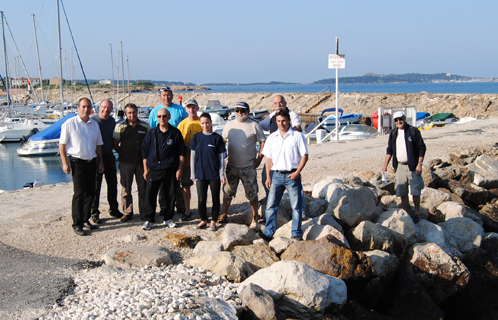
[306,123,378,144]
[415,112,431,127]
[317,108,362,131]
[0,117,50,142]
[202,100,234,120]
[17,112,76,156]
[423,113,459,129]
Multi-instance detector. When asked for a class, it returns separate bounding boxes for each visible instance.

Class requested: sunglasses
[159,87,171,92]
[394,118,404,123]
[234,108,247,113]
[157,115,169,118]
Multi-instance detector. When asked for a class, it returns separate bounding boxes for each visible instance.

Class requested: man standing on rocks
[148,87,188,220]
[113,103,150,222]
[177,99,202,222]
[220,102,266,225]
[59,98,104,236]
[142,108,186,231]
[259,110,308,241]
[381,110,426,223]
[90,99,122,224]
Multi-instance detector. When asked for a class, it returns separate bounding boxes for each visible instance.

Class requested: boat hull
[17,139,60,156]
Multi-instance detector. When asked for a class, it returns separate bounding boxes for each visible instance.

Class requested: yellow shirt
[177,117,202,166]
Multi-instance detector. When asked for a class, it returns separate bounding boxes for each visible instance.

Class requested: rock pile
[49,146,498,319]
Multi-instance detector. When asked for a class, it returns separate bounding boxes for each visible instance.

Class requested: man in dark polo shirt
[113,103,150,222]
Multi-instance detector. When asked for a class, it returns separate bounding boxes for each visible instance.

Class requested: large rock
[231,243,280,272]
[220,223,258,251]
[312,177,344,199]
[193,241,224,255]
[405,243,470,304]
[439,217,485,257]
[303,224,350,248]
[307,198,329,218]
[314,213,343,232]
[468,154,498,189]
[102,246,172,268]
[479,202,498,232]
[447,180,489,206]
[363,250,400,289]
[325,183,378,227]
[415,220,462,259]
[347,220,406,257]
[238,283,286,320]
[185,251,253,283]
[239,260,347,319]
[273,218,314,238]
[376,208,418,246]
[417,187,451,211]
[437,201,482,225]
[268,236,296,256]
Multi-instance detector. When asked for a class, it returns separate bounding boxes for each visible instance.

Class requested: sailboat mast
[120,41,124,103]
[109,44,116,103]
[32,14,44,102]
[57,0,64,111]
[1,11,11,111]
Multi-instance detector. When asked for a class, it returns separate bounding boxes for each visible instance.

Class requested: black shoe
[179,213,191,222]
[83,222,98,230]
[73,227,87,236]
[91,215,101,224]
[109,210,123,219]
[291,236,303,241]
[120,214,133,222]
[259,232,273,242]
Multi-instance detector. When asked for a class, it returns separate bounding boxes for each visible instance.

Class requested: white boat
[308,124,378,144]
[317,108,362,131]
[17,113,76,156]
[0,117,49,142]
[202,100,234,120]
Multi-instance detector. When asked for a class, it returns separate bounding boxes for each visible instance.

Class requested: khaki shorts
[181,166,194,188]
[395,164,424,197]
[223,164,258,201]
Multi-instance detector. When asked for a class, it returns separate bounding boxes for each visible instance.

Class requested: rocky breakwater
[42,145,498,319]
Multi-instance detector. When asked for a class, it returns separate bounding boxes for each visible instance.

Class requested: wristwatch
[419,161,423,165]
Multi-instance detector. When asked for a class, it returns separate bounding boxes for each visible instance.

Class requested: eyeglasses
[234,108,247,113]
[159,87,171,92]
[394,118,404,123]
[157,115,169,118]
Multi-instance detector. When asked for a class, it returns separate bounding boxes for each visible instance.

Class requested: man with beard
[219,102,266,225]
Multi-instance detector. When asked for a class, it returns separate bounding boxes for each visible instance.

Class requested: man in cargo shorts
[381,110,426,222]
[220,102,266,225]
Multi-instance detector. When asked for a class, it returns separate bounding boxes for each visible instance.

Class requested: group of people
[59,89,426,240]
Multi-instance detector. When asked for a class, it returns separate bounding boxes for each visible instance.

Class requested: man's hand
[265,177,272,190]
[143,168,148,181]
[62,163,70,174]
[288,171,299,180]
[98,163,105,174]
[416,163,423,176]
[221,178,227,185]
[176,169,183,181]
[253,155,263,168]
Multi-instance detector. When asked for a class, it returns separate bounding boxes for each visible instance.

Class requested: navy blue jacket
[387,123,426,172]
[142,126,186,171]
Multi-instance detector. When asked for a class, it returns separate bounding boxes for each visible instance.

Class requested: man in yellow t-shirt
[177,99,202,221]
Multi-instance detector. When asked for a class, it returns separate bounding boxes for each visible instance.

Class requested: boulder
[479,202,498,232]
[307,198,329,218]
[185,251,253,283]
[363,250,400,289]
[303,224,350,248]
[231,243,280,272]
[439,217,485,257]
[405,242,470,304]
[325,183,378,227]
[314,213,343,232]
[468,154,498,189]
[347,220,406,257]
[312,176,344,199]
[417,187,451,211]
[340,300,393,320]
[102,246,172,268]
[238,283,286,320]
[220,223,258,251]
[376,208,418,246]
[415,220,462,259]
[422,166,440,189]
[239,260,347,318]
[273,218,314,239]
[447,180,489,206]
[193,241,224,255]
[437,201,482,225]
[268,236,296,256]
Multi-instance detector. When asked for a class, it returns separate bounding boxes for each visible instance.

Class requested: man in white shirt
[259,110,308,241]
[60,98,104,236]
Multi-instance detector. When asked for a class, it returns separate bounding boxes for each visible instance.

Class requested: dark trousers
[91,153,119,216]
[119,162,146,216]
[70,157,97,228]
[196,179,221,222]
[143,169,176,223]
[159,180,185,215]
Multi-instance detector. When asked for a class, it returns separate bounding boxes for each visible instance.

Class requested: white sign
[328,54,345,69]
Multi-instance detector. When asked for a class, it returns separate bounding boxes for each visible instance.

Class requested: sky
[0,0,496,85]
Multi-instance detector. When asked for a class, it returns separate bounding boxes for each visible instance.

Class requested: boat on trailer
[317,108,362,131]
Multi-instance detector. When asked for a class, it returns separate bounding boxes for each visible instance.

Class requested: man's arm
[113,138,120,154]
[265,157,273,189]
[143,158,148,181]
[381,154,392,172]
[176,156,185,180]
[59,143,70,174]
[292,124,302,132]
[253,141,265,168]
[289,154,308,180]
[96,145,104,174]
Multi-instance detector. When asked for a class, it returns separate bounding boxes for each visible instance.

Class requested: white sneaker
[165,219,176,228]
[142,221,153,230]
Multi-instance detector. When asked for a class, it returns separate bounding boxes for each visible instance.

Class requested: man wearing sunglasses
[381,111,426,223]
[220,102,266,225]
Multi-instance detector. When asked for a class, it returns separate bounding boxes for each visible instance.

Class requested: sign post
[328,37,345,141]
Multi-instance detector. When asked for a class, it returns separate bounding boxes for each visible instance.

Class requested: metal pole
[32,14,44,102]
[116,50,119,104]
[1,12,11,111]
[109,44,115,102]
[335,37,339,141]
[120,41,124,100]
[126,55,130,104]
[57,0,64,114]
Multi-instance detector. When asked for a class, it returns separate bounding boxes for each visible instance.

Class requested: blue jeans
[263,171,303,238]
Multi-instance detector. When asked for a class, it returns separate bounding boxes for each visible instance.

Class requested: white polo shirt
[60,115,103,160]
[262,128,308,171]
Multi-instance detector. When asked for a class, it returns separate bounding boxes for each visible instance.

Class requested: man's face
[200,116,212,132]
[160,90,173,106]
[77,99,92,119]
[186,104,199,119]
[272,96,286,112]
[99,100,113,119]
[234,107,248,122]
[125,107,138,123]
[394,116,406,129]
[157,109,170,125]
[276,115,290,132]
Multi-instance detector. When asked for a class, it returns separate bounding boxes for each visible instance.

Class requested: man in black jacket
[381,111,426,222]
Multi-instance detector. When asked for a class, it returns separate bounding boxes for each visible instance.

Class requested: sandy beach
[1,117,497,318]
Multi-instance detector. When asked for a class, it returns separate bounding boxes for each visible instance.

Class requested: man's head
[185,99,199,120]
[272,95,287,112]
[160,87,174,107]
[393,111,406,129]
[276,110,291,133]
[77,97,93,121]
[199,112,212,133]
[99,99,113,120]
[125,103,138,124]
[234,102,250,122]
[157,108,171,127]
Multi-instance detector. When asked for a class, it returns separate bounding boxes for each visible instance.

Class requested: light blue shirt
[148,103,188,128]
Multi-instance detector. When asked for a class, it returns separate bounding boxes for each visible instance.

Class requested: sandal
[194,223,207,230]
[217,214,227,225]
[254,214,265,223]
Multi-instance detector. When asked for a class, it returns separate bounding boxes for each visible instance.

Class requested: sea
[1,82,497,191]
